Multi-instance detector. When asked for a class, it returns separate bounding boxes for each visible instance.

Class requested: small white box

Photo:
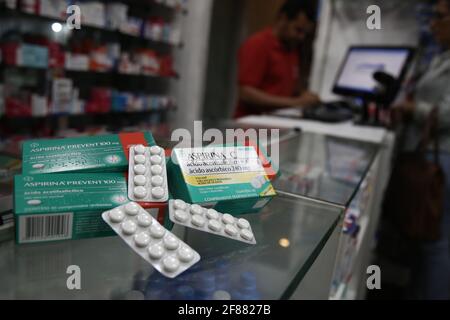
[65,53,89,71]
[39,0,67,19]
[105,3,128,30]
[78,1,106,28]
[31,94,48,117]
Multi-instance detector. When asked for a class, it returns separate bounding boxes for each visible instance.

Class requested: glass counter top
[271,132,379,206]
[0,193,342,300]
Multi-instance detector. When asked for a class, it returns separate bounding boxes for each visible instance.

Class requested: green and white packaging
[22,132,155,174]
[167,145,276,215]
[14,173,129,244]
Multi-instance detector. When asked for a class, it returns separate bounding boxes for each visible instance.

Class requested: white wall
[171,0,214,131]
[311,0,420,100]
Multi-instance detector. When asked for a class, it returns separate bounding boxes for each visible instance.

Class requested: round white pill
[134,186,147,199]
[134,232,151,247]
[150,155,162,165]
[174,199,187,210]
[237,218,250,230]
[150,165,163,175]
[134,164,147,175]
[206,209,219,220]
[32,164,45,169]
[148,244,164,259]
[124,202,140,215]
[134,145,146,155]
[240,229,254,241]
[150,146,162,155]
[133,175,147,186]
[163,235,179,250]
[191,214,206,227]
[190,204,203,215]
[149,224,165,238]
[27,199,41,206]
[108,209,125,223]
[137,213,153,227]
[208,219,222,232]
[224,224,238,237]
[151,187,165,199]
[121,220,137,235]
[162,256,180,273]
[151,175,164,187]
[178,246,194,262]
[174,210,189,223]
[134,154,146,165]
[222,214,235,225]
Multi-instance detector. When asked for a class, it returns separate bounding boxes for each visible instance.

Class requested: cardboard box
[39,0,67,19]
[65,53,89,71]
[168,145,276,215]
[22,132,155,174]
[14,172,127,244]
[19,44,49,68]
[14,172,167,244]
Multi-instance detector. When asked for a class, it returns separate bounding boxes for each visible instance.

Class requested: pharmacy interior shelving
[0,0,187,144]
[1,7,184,47]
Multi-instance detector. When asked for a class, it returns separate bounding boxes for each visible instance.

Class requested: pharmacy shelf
[121,0,188,14]
[0,8,183,49]
[328,214,369,300]
[0,107,176,120]
[1,64,179,80]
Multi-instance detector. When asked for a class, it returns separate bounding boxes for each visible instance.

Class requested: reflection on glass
[0,194,341,299]
[278,238,290,248]
[271,132,378,206]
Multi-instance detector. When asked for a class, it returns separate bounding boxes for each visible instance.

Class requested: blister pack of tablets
[102,202,200,278]
[128,144,168,202]
[168,199,256,245]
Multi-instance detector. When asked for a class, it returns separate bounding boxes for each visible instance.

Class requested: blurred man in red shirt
[234,0,320,118]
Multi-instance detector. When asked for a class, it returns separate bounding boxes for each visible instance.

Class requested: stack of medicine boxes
[14,132,277,244]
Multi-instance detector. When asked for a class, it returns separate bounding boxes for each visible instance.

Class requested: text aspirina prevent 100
[22,132,155,175]
[13,172,168,244]
[168,145,276,215]
[14,172,129,243]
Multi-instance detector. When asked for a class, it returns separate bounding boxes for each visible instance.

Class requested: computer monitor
[332,46,415,100]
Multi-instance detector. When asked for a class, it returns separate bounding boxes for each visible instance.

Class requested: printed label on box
[169,146,276,215]
[22,132,155,174]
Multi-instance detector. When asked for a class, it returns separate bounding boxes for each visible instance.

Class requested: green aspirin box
[22,132,155,174]
[168,145,276,215]
[14,173,129,244]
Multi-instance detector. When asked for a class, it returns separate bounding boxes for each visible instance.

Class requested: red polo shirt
[234,27,300,118]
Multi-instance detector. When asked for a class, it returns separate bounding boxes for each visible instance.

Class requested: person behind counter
[234,0,321,119]
[393,0,450,300]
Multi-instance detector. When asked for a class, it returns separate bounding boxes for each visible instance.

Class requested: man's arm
[239,86,320,109]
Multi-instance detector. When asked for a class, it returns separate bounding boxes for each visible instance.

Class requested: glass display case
[261,131,382,299]
[0,193,342,299]
[269,131,379,207]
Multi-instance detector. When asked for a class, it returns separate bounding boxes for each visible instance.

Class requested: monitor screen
[333,47,414,98]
